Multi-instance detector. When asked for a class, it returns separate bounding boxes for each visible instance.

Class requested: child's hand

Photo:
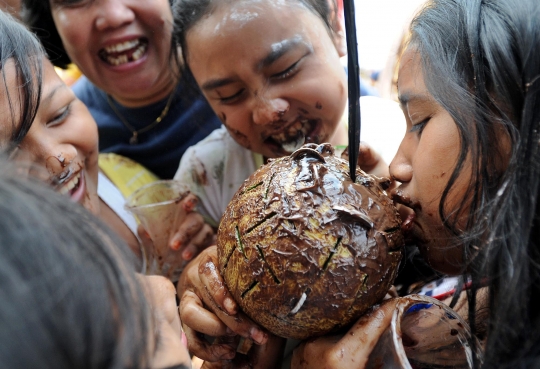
[291,298,400,369]
[178,246,281,365]
[341,141,389,178]
[168,193,215,261]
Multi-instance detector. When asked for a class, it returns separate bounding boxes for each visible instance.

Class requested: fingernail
[224,297,236,314]
[182,249,193,260]
[183,198,197,212]
[250,327,266,345]
[171,239,182,250]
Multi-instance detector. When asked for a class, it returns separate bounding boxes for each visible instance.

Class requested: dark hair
[172,0,338,92]
[0,160,153,368]
[409,0,540,366]
[20,0,177,70]
[0,9,43,152]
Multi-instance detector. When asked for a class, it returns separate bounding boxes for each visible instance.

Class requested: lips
[264,117,320,154]
[98,37,148,66]
[390,188,422,239]
[57,170,87,204]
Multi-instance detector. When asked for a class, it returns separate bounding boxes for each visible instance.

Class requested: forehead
[187,0,324,52]
[397,47,426,95]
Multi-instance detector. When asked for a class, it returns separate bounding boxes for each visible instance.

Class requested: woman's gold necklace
[106,92,175,145]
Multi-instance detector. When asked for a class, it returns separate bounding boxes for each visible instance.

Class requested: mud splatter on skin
[315,102,322,110]
[298,107,309,115]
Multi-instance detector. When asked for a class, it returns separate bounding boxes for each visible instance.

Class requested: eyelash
[410,118,429,135]
[48,104,72,127]
[272,60,301,80]
[219,60,302,104]
[220,89,245,104]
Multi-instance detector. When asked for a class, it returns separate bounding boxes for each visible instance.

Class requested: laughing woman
[0,10,211,276]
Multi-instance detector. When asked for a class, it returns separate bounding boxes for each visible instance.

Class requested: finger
[182,224,215,260]
[180,290,230,337]
[198,260,269,345]
[358,141,381,168]
[169,212,205,251]
[180,193,199,213]
[333,298,399,367]
[183,322,236,363]
[197,254,238,315]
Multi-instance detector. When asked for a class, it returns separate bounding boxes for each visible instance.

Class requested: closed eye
[48,104,72,127]
[219,89,245,104]
[271,59,301,80]
[409,118,429,136]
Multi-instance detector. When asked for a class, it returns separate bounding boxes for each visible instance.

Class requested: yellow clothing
[98,153,159,200]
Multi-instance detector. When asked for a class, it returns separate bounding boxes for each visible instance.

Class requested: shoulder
[175,126,254,185]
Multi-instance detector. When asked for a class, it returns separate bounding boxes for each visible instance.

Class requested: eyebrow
[257,37,302,70]
[398,92,433,107]
[201,77,237,91]
[42,83,66,105]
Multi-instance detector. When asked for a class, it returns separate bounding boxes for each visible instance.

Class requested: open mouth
[98,38,148,66]
[265,118,319,154]
[58,171,82,197]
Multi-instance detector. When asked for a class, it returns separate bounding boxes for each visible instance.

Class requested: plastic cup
[125,180,191,281]
[366,295,481,369]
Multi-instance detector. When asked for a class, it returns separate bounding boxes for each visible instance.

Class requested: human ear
[328,0,347,57]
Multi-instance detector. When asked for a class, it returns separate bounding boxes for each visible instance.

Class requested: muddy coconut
[217,143,404,340]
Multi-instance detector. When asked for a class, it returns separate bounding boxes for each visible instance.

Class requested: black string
[343,0,361,182]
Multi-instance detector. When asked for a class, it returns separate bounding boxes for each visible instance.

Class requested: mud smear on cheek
[315,102,322,110]
[220,112,227,124]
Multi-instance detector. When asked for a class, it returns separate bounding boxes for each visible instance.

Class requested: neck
[110,75,177,108]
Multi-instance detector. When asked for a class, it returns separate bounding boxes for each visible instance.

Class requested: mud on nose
[253,98,289,125]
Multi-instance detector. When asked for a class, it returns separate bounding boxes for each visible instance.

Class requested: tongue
[282,134,306,153]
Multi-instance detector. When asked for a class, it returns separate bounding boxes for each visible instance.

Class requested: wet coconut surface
[217,143,404,339]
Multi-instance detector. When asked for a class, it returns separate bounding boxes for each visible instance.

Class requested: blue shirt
[73,77,222,179]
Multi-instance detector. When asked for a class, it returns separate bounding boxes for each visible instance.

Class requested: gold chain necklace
[106,92,175,145]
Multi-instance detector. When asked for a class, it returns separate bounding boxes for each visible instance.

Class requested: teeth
[103,42,147,66]
[104,39,140,53]
[59,173,80,195]
[282,134,306,153]
[270,119,311,153]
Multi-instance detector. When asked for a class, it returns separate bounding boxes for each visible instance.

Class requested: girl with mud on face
[0,10,214,276]
[294,0,540,367]
[388,0,540,366]
[172,0,405,228]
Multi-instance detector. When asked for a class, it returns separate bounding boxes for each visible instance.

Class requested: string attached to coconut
[343,0,362,182]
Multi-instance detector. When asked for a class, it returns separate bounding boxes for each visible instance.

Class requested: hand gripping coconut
[216,143,404,340]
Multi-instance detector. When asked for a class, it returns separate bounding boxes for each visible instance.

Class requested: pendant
[129,132,138,145]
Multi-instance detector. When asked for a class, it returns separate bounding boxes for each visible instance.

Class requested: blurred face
[3,58,100,214]
[186,0,348,159]
[49,0,174,106]
[389,47,472,275]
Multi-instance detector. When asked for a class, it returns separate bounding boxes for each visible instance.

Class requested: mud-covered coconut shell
[217,143,404,340]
